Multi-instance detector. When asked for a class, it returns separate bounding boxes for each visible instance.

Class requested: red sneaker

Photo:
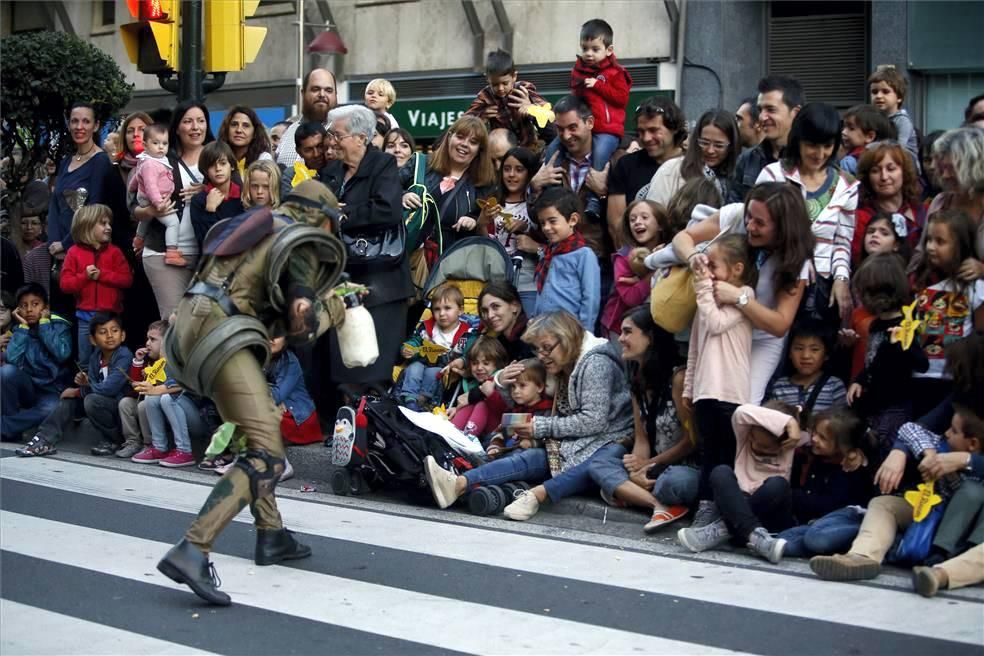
[131,447,169,464]
[160,449,196,468]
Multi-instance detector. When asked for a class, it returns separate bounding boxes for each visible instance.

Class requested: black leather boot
[255,528,312,566]
[157,539,231,606]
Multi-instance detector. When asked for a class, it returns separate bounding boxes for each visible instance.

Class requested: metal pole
[297,0,305,113]
[179,0,203,102]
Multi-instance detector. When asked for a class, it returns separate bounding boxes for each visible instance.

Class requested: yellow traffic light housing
[204,0,267,73]
[120,0,180,73]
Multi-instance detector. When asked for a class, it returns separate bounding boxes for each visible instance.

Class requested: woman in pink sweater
[682,234,756,526]
[678,401,806,564]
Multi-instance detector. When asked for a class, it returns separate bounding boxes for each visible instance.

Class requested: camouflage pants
[184,348,285,552]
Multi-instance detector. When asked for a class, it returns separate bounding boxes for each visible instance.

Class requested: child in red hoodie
[59,204,133,365]
[569,18,631,219]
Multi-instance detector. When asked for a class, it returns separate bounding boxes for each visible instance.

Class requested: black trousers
[37,393,122,445]
[695,399,739,501]
[710,465,794,541]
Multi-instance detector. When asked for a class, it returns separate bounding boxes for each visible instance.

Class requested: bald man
[488,127,518,170]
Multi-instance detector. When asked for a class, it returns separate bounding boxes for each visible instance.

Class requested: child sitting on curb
[16,312,132,457]
[485,358,552,459]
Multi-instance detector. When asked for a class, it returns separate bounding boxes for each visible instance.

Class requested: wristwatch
[737,291,750,308]
[966,453,974,472]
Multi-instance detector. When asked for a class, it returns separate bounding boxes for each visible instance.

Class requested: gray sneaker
[115,440,143,459]
[677,518,731,553]
[691,500,721,528]
[747,527,786,564]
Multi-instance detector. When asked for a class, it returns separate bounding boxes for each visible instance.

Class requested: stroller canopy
[422,237,516,302]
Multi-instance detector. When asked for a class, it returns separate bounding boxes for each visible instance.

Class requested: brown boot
[810,553,881,581]
[164,247,188,267]
[912,566,948,598]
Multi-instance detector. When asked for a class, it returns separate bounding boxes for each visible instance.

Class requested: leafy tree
[1,31,133,197]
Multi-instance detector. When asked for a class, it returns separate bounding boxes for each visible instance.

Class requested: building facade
[3,0,981,137]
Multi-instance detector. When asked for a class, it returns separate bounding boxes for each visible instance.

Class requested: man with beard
[605,98,686,245]
[277,69,338,169]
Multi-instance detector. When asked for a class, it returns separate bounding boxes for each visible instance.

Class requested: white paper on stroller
[397,407,486,456]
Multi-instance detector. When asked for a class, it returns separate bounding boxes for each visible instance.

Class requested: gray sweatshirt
[534,333,634,471]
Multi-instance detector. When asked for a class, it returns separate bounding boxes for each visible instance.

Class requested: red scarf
[535,232,586,292]
[206,181,241,200]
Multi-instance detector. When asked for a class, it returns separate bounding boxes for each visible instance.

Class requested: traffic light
[204,0,267,73]
[120,0,180,73]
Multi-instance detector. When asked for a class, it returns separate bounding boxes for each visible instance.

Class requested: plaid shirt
[564,151,592,194]
[894,422,981,499]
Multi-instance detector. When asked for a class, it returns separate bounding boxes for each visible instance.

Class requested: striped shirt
[768,375,847,414]
[756,162,858,280]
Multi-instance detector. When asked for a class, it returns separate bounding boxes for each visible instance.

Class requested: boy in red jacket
[567,18,631,220]
[59,204,133,365]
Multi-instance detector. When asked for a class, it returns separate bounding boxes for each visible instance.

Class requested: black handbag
[340,221,406,266]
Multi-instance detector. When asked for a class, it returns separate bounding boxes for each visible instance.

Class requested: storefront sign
[391,90,673,140]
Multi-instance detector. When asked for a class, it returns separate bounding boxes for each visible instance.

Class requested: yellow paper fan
[904,481,942,522]
[527,103,556,129]
[890,300,922,351]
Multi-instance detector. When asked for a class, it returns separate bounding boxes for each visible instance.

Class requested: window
[99,0,116,26]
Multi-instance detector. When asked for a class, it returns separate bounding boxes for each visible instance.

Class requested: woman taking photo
[423,310,634,521]
[756,102,859,323]
[402,115,496,250]
[132,100,212,318]
[320,104,410,389]
[852,141,925,265]
[647,109,739,206]
[673,182,815,404]
[217,105,274,185]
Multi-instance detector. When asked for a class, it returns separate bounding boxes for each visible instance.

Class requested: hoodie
[533,332,633,471]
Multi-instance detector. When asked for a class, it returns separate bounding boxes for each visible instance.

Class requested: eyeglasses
[697,138,730,152]
[535,341,559,357]
[326,131,358,143]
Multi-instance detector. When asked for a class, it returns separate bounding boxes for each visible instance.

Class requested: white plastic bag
[337,304,379,367]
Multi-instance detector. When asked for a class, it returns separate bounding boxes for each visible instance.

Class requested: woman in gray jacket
[423,311,635,520]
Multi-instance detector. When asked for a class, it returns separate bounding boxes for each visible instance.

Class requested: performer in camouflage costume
[157,181,351,605]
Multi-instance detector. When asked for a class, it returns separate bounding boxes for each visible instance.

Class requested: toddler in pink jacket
[128,124,184,266]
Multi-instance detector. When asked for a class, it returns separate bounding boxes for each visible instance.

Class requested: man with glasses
[606,97,686,244]
[276,68,338,169]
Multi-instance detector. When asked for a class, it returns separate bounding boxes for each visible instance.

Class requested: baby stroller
[331,238,518,499]
[391,236,519,407]
[330,392,485,500]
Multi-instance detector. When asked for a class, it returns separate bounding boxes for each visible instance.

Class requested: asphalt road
[1,450,983,655]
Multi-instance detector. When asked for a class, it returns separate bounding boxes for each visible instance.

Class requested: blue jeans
[399,361,441,401]
[159,393,207,453]
[583,443,631,498]
[0,364,60,436]
[463,448,550,488]
[77,317,93,366]
[653,465,700,507]
[143,394,171,451]
[779,507,863,558]
[519,291,537,319]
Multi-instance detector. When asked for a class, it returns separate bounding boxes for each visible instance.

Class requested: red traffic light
[127,0,168,21]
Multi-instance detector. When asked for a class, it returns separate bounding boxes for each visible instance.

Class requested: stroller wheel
[503,481,531,494]
[352,470,371,495]
[331,468,352,496]
[468,485,506,516]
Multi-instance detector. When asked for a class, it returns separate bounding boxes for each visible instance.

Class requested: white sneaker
[502,489,540,521]
[280,458,294,482]
[423,455,460,509]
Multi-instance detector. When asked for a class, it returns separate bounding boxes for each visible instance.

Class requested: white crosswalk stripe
[1,601,219,656]
[2,455,983,655]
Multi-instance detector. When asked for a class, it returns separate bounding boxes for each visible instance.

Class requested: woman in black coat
[320,104,411,387]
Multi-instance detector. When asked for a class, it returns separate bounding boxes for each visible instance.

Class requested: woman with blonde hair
[422,310,635,521]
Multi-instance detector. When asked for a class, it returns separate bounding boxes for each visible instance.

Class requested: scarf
[120,151,140,173]
[535,232,586,292]
[206,181,241,200]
